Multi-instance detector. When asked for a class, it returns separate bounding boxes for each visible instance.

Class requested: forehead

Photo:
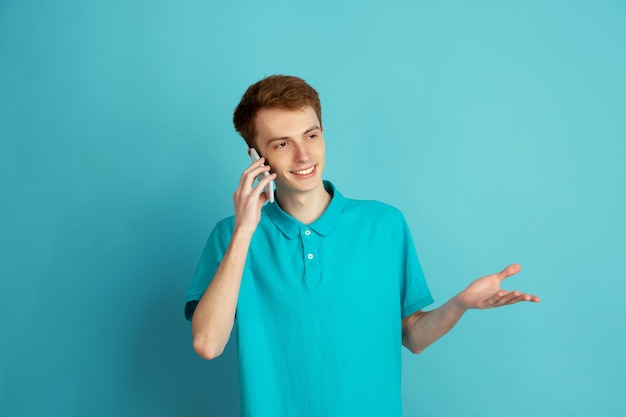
[254,106,320,142]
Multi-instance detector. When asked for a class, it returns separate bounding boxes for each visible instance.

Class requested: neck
[275,183,332,225]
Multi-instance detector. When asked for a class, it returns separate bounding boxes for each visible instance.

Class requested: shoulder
[215,215,236,229]
[209,215,236,240]
[338,197,411,239]
[343,197,406,223]
[212,210,274,239]
[334,197,415,252]
[327,181,404,222]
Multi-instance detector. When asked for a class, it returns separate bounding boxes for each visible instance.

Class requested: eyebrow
[266,126,321,144]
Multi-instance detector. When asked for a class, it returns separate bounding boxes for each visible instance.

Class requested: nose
[294,142,310,162]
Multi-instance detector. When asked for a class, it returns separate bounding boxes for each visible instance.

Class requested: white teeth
[294,165,315,175]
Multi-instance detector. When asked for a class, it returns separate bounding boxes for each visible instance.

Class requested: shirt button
[307,253,314,260]
[304,230,311,236]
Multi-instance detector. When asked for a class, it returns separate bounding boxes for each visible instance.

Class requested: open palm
[456,264,540,310]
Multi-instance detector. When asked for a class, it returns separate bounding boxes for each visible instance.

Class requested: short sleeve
[184,217,234,321]
[398,214,434,318]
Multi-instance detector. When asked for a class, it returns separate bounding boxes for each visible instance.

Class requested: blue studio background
[1,1,625,416]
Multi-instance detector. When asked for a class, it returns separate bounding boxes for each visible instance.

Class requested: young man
[185,75,540,416]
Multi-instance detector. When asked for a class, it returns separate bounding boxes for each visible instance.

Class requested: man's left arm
[401,263,540,354]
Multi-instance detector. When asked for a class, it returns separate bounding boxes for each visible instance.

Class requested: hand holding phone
[249,148,275,203]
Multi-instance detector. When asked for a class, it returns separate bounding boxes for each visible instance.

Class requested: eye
[275,141,287,149]
[307,133,318,140]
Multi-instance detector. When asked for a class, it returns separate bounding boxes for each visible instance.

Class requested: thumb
[498,263,522,282]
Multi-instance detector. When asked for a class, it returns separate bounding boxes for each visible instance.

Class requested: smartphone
[249,148,275,203]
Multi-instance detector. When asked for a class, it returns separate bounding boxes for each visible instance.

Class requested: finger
[256,189,269,206]
[491,290,526,307]
[233,169,272,205]
[484,290,509,307]
[252,173,276,197]
[497,263,522,282]
[509,293,540,304]
[497,292,541,307]
[238,163,271,191]
[255,172,276,189]
[242,157,269,178]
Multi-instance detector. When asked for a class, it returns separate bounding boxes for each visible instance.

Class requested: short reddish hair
[233,75,322,148]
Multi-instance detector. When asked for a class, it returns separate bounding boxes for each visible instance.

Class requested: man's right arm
[190,157,276,360]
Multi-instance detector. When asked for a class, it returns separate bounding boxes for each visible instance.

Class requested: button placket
[301,227,320,283]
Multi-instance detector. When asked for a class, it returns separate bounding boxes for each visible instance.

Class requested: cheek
[265,156,284,173]
[317,141,326,161]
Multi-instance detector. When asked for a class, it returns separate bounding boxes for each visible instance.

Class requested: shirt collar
[264,180,345,239]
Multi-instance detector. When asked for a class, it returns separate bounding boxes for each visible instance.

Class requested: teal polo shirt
[185,181,433,417]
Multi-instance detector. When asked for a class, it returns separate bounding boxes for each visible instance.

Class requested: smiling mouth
[292,165,316,175]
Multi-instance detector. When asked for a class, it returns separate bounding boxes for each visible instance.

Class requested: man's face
[254,106,325,198]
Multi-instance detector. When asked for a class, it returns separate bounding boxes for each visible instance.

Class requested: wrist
[450,293,471,314]
[232,224,256,241]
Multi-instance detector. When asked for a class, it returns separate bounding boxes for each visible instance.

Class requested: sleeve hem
[184,298,201,321]
[401,295,434,319]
